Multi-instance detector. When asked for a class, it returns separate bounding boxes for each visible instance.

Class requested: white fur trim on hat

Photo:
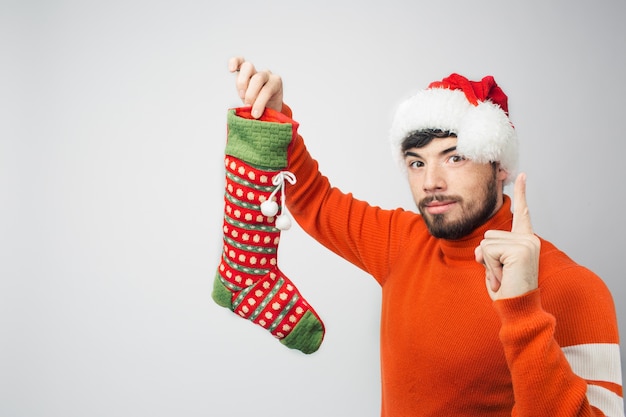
[389,87,519,184]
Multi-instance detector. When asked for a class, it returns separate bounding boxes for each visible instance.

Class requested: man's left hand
[475,173,541,301]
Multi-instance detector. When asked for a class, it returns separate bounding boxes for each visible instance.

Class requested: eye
[448,154,466,165]
[407,159,424,169]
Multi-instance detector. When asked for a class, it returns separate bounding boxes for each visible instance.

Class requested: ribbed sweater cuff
[493,289,555,346]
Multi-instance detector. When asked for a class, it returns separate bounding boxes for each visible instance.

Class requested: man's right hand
[228,56,284,119]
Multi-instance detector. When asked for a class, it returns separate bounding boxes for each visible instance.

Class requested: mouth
[421,197,458,215]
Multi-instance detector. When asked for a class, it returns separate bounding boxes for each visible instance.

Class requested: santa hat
[389,73,518,184]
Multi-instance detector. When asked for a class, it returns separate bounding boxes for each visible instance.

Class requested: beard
[418,175,499,240]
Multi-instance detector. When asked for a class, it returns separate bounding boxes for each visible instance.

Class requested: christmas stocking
[212,107,325,354]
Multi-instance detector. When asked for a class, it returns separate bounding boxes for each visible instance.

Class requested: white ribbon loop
[259,171,297,230]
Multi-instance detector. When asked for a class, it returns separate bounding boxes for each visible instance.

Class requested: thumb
[511,172,533,234]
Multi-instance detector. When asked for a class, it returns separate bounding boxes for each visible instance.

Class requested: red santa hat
[389,73,518,184]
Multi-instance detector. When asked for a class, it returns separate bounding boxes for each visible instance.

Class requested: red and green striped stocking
[212,109,325,354]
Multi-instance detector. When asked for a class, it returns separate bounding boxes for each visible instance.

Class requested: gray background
[2,0,624,416]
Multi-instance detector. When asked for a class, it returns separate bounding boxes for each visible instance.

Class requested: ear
[496,163,508,181]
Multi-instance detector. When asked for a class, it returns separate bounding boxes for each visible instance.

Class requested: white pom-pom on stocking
[275,214,292,230]
[262,171,296,231]
[260,200,279,217]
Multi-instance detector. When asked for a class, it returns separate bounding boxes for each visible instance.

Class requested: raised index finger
[511,172,534,234]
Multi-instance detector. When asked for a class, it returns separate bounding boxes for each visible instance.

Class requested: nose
[422,163,446,193]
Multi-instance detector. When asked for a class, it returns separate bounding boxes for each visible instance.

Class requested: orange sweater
[230,107,624,417]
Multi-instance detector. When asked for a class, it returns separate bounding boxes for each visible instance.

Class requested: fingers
[228,56,258,102]
[476,173,540,300]
[228,56,244,73]
[250,73,283,117]
[245,70,272,104]
[476,228,541,300]
[486,271,502,293]
[234,60,258,101]
[475,244,503,292]
[511,172,533,235]
[475,246,502,293]
[227,56,283,118]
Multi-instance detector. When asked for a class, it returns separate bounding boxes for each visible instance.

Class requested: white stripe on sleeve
[562,343,624,417]
[586,385,625,417]
[562,343,622,384]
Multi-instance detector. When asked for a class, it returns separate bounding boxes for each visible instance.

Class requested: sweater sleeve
[493,265,624,417]
[226,106,413,285]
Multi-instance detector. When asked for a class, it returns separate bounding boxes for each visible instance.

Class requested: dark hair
[401,129,457,153]
[401,129,500,180]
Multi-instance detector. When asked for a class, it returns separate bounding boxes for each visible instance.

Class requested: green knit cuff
[225,109,294,169]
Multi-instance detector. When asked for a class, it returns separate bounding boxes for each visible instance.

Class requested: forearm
[226,105,400,280]
[283,115,409,281]
[495,290,623,417]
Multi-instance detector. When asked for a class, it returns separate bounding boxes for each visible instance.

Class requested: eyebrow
[403,146,458,159]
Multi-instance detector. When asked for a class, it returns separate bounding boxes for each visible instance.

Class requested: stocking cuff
[225,107,298,170]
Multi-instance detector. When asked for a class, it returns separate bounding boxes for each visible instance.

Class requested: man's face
[404,137,507,240]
